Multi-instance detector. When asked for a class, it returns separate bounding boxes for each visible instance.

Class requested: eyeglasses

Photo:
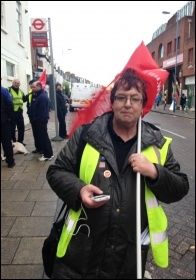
[114,95,143,105]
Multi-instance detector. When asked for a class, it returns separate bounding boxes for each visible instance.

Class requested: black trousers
[11,110,25,143]
[36,121,53,158]
[30,120,42,151]
[57,112,67,138]
[1,121,14,165]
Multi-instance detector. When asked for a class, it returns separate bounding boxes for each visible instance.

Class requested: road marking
[156,127,186,139]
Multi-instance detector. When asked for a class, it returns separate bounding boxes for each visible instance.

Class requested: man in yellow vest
[46,68,189,279]
[8,79,28,145]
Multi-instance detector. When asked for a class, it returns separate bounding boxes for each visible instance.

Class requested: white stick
[136,115,142,279]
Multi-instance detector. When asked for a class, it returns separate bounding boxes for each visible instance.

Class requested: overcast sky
[28,1,189,86]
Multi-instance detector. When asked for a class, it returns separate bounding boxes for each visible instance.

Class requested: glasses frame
[114,95,143,105]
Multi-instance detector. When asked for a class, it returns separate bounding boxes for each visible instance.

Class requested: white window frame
[6,61,15,77]
[16,1,23,42]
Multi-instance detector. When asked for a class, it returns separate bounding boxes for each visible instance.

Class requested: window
[174,36,180,51]
[16,1,22,42]
[158,44,164,58]
[1,1,5,28]
[151,52,155,59]
[6,62,15,77]
[167,41,172,55]
[188,48,193,63]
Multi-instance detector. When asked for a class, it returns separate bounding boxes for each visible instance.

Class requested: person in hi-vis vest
[7,79,28,145]
[46,68,189,279]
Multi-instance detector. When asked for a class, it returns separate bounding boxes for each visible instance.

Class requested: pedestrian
[26,79,42,154]
[155,91,162,107]
[163,89,168,110]
[7,79,28,146]
[56,83,68,139]
[31,81,54,161]
[46,68,189,279]
[180,93,186,112]
[1,86,15,168]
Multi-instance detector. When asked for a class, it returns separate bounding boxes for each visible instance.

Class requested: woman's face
[112,86,143,128]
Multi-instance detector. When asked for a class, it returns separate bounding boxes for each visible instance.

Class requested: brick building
[147,1,195,110]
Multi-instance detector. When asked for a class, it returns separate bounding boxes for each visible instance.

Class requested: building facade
[1,1,33,124]
[147,1,195,110]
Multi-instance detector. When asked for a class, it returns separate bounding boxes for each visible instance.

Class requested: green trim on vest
[79,143,100,183]
[28,93,33,105]
[56,143,100,258]
[141,136,172,268]
[56,208,82,258]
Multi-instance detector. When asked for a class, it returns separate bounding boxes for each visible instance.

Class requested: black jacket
[56,90,67,117]
[32,89,50,123]
[47,112,189,279]
[1,86,14,124]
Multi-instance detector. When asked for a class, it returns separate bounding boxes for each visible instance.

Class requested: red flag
[69,41,169,136]
[38,69,47,89]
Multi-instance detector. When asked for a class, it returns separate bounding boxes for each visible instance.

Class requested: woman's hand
[128,153,158,180]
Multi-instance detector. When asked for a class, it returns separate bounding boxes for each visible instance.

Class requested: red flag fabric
[69,41,169,136]
[38,69,47,89]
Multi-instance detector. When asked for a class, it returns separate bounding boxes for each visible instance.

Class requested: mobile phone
[91,195,110,202]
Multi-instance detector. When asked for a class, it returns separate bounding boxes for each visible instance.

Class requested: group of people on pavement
[1,78,69,167]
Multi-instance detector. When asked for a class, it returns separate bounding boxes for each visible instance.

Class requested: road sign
[32,32,48,38]
[31,18,47,32]
[31,18,48,47]
[32,33,48,47]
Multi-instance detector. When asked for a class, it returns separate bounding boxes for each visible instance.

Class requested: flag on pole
[69,41,169,136]
[38,69,47,89]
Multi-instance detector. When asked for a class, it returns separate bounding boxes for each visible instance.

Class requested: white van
[69,83,94,112]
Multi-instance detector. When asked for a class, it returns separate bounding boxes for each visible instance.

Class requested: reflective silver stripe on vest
[147,197,159,208]
[152,145,161,164]
[151,231,167,244]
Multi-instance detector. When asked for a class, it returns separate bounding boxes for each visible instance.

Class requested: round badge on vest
[103,170,111,178]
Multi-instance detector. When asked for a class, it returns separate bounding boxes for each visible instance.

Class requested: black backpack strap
[76,123,91,176]
[55,203,67,223]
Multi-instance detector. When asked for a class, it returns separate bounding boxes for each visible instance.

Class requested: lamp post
[162,10,179,113]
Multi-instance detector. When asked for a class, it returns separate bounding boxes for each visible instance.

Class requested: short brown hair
[110,68,147,107]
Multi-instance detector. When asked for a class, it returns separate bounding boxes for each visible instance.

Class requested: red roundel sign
[31,18,47,32]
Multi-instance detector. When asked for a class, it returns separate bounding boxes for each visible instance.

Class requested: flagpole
[136,115,142,279]
[48,17,64,141]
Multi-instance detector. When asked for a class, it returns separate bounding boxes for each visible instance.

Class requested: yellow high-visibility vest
[28,90,33,105]
[141,136,172,268]
[8,88,24,111]
[56,144,99,258]
[57,137,172,268]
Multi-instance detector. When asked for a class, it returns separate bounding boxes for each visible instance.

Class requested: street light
[162,10,179,113]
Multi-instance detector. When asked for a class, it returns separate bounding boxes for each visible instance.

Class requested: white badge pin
[104,170,111,178]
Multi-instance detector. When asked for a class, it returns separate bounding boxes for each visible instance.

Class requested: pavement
[151,104,195,119]
[1,109,195,279]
